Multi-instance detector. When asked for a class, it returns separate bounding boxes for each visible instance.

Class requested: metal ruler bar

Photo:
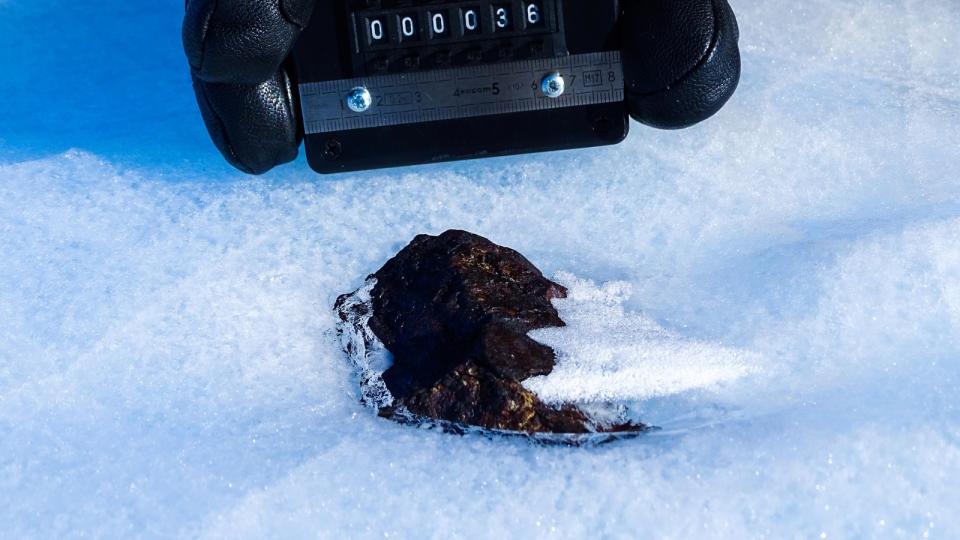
[299,51,623,134]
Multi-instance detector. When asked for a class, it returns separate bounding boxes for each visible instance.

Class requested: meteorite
[335,230,646,439]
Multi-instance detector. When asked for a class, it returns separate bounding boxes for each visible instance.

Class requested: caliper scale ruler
[299,51,623,134]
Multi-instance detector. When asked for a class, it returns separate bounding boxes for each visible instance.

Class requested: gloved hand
[622,0,740,130]
[183,0,740,175]
[182,0,314,174]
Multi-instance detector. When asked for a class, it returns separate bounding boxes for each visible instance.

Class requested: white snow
[2,0,960,538]
[525,272,759,405]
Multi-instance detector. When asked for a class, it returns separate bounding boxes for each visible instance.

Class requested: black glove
[622,0,740,130]
[183,0,740,175]
[182,0,314,174]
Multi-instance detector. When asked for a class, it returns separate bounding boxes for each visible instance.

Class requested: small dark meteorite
[335,230,645,435]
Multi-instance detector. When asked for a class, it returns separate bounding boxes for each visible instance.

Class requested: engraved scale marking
[299,51,623,134]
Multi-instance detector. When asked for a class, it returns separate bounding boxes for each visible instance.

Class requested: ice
[2,0,960,537]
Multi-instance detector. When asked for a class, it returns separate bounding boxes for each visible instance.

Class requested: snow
[2,0,960,538]
[525,273,759,406]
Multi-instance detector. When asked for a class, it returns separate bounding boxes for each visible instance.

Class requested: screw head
[346,86,372,113]
[541,72,565,99]
[322,139,342,159]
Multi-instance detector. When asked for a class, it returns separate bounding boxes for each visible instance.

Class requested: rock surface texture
[335,230,645,435]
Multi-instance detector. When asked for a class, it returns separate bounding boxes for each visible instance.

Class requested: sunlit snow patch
[524,272,760,405]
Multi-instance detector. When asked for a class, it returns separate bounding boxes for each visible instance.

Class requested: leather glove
[622,0,740,130]
[182,0,314,174]
[183,0,740,174]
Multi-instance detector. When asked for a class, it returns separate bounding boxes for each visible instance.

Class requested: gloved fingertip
[280,0,315,29]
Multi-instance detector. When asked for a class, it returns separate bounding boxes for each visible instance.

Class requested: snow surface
[525,273,759,406]
[2,0,960,538]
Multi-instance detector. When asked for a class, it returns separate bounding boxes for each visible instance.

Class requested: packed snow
[2,0,960,538]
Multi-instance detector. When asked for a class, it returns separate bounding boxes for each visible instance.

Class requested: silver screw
[541,72,565,98]
[346,86,372,113]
